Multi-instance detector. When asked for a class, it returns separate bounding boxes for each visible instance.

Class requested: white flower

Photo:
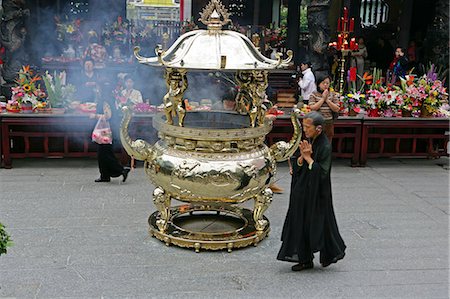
[22,94,38,105]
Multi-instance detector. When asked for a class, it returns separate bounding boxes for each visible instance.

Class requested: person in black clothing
[388,47,409,84]
[77,58,100,103]
[277,111,346,271]
[90,83,130,183]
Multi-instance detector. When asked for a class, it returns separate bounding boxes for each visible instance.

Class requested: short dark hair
[124,74,133,82]
[305,111,325,126]
[315,74,332,92]
[83,58,94,65]
[396,47,406,54]
[301,61,312,67]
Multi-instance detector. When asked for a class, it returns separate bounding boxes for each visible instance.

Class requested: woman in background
[76,58,99,103]
[91,82,130,183]
[120,75,143,106]
[308,75,341,142]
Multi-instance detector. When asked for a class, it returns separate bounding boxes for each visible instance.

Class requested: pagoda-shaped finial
[199,0,231,30]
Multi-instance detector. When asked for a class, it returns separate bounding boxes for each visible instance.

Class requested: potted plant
[0,222,12,256]
[43,71,77,113]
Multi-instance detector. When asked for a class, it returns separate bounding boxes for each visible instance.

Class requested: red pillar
[180,0,184,21]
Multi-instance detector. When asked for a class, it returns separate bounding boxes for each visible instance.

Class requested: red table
[1,113,448,168]
[360,118,449,166]
[0,113,156,168]
[267,116,363,166]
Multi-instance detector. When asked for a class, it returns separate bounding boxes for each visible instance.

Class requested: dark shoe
[95,178,110,182]
[321,253,344,268]
[291,261,314,271]
[122,167,131,182]
[321,261,331,268]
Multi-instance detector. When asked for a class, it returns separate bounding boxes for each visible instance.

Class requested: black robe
[75,71,99,103]
[277,133,346,265]
[96,100,124,180]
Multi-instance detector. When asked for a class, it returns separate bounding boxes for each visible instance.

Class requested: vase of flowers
[11,66,46,112]
[342,91,365,116]
[21,101,33,113]
[399,68,448,118]
[55,16,83,50]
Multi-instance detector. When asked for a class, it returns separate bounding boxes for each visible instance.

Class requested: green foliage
[279,3,308,31]
[0,222,13,256]
[280,6,288,27]
[43,72,64,108]
[299,5,308,32]
[43,72,76,108]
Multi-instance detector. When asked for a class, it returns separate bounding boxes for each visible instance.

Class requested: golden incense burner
[120,0,301,252]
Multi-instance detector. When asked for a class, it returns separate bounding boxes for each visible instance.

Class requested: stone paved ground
[0,157,448,298]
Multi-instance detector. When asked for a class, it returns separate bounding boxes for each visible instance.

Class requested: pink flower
[11,86,21,94]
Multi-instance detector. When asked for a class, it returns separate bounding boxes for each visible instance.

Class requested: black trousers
[97,144,124,179]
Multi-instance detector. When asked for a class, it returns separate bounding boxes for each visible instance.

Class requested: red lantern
[349,38,356,50]
[349,67,357,82]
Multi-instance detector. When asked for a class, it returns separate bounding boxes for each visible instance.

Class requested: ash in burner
[181,111,250,129]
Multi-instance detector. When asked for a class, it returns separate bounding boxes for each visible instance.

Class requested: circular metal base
[148,205,270,252]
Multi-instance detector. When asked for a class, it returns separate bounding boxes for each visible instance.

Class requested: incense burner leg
[253,187,273,231]
[152,187,171,232]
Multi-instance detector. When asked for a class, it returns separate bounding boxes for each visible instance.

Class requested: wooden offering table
[1,113,97,168]
[360,118,449,166]
[266,115,363,166]
[1,112,448,168]
[0,113,157,169]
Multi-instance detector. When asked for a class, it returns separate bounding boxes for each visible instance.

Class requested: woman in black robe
[76,59,100,103]
[90,83,130,183]
[277,111,346,271]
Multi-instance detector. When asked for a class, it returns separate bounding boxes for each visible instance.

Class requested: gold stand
[148,204,270,252]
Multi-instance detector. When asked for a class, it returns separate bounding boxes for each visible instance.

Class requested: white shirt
[298,68,316,102]
[121,89,143,105]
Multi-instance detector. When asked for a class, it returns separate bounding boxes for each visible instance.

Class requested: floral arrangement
[342,91,366,115]
[55,16,83,45]
[357,66,448,118]
[10,66,46,111]
[0,222,12,256]
[298,104,311,116]
[102,16,131,48]
[83,37,108,64]
[130,22,154,46]
[435,103,450,118]
[43,71,76,109]
[264,26,287,50]
[401,71,448,116]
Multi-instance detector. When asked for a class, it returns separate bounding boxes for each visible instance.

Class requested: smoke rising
[1,1,241,112]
